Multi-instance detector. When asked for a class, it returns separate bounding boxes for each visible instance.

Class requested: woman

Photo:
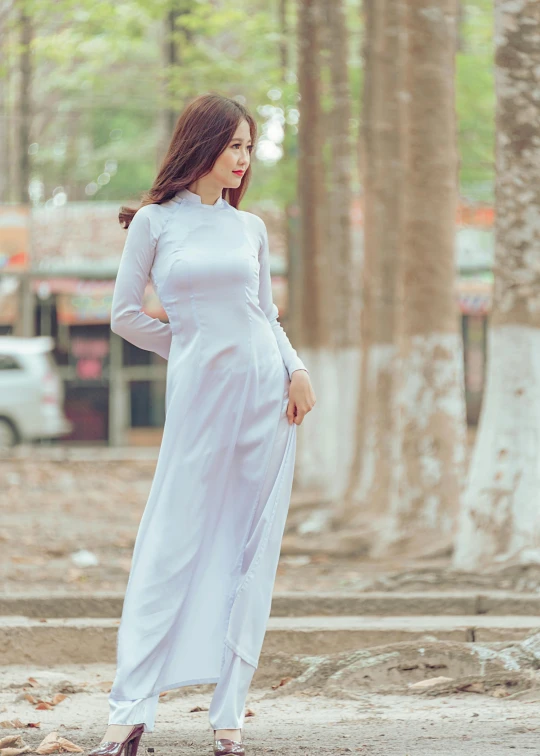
[88,93,316,756]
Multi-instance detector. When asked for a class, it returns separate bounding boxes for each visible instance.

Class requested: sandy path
[1,664,540,755]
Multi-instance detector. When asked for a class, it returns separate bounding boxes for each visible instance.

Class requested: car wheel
[0,418,18,449]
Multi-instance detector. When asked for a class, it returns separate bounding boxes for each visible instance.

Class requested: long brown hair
[119,93,257,229]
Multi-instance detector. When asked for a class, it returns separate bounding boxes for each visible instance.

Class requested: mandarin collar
[174,187,226,208]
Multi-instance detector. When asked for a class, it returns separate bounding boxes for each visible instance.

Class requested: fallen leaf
[271,677,292,690]
[188,706,207,713]
[0,736,24,748]
[35,703,54,711]
[27,679,39,688]
[51,695,67,706]
[245,709,255,717]
[35,731,83,754]
[23,695,36,705]
[0,734,31,755]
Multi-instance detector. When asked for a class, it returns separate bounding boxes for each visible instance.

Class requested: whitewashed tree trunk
[332,0,405,537]
[454,0,540,569]
[294,0,328,493]
[374,0,467,557]
[326,0,360,504]
[295,0,360,500]
[343,0,405,532]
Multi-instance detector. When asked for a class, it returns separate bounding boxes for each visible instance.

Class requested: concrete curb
[2,615,540,665]
[2,591,540,618]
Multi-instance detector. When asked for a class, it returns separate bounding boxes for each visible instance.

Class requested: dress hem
[223,637,258,670]
[110,675,221,702]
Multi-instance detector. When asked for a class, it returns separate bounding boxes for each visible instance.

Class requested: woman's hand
[286,369,316,425]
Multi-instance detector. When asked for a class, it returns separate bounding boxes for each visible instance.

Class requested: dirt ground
[2,663,540,755]
[0,449,421,595]
[2,447,539,596]
[4,446,540,754]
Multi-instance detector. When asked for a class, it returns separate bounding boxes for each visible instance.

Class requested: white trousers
[108,644,256,733]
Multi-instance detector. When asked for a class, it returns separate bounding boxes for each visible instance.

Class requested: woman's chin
[225,176,243,189]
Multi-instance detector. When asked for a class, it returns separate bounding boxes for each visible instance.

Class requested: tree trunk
[376,0,467,557]
[278,0,288,76]
[157,2,191,165]
[325,0,361,503]
[327,0,355,349]
[0,1,11,203]
[282,0,303,355]
[16,0,32,204]
[294,0,331,492]
[296,0,360,503]
[165,6,181,138]
[334,0,404,534]
[278,0,297,341]
[454,0,540,569]
[340,0,377,524]
[296,0,328,349]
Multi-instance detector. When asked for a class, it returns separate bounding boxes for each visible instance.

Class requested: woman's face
[211,119,252,189]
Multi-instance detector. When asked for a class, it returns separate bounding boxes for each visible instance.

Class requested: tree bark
[454,0,540,569]
[157,1,191,166]
[297,0,328,350]
[294,0,334,494]
[334,0,405,534]
[279,0,288,76]
[295,0,362,500]
[0,1,11,203]
[323,0,362,504]
[16,0,32,204]
[377,0,467,557]
[327,0,355,347]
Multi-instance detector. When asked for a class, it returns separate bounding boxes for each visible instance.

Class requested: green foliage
[457,0,495,202]
[3,0,494,206]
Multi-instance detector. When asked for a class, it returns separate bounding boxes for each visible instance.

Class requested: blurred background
[3,0,535,575]
[4,2,540,749]
[0,0,493,449]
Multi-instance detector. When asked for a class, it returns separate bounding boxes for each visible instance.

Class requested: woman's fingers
[286,401,308,425]
[286,399,296,424]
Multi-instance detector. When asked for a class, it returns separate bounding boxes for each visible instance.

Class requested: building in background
[0,199,493,445]
[0,201,290,445]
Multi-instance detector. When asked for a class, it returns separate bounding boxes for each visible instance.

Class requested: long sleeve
[257,216,308,379]
[111,205,172,361]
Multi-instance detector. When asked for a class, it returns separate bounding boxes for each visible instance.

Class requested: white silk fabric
[108,188,308,703]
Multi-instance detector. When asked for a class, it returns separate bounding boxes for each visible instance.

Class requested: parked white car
[0,336,72,448]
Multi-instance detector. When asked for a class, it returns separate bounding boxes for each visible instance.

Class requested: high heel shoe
[213,728,245,755]
[87,724,145,756]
